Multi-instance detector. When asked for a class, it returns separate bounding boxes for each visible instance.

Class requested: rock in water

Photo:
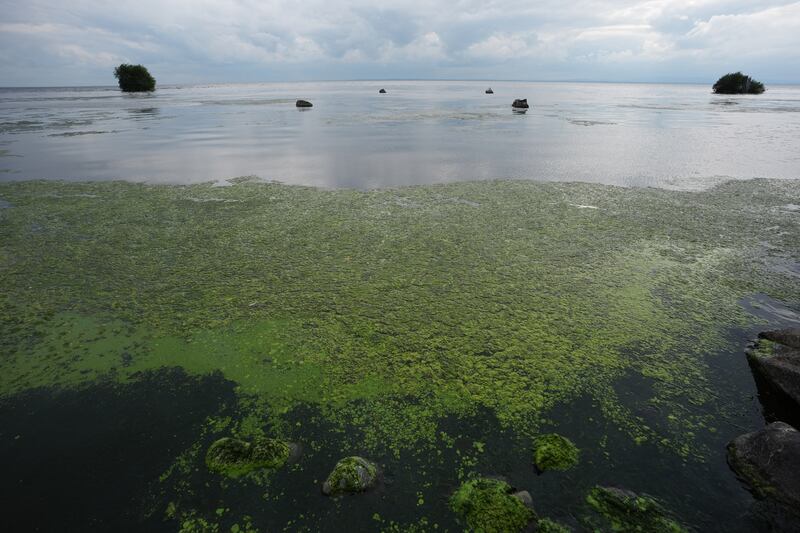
[727,422,800,511]
[486,88,494,94]
[512,99,529,109]
[532,433,579,472]
[747,329,800,414]
[322,456,378,496]
[379,88,386,94]
[205,436,291,478]
[586,486,687,532]
[296,99,313,107]
[760,328,800,349]
[450,477,536,532]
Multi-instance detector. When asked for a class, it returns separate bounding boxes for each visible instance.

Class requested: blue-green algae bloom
[205,436,290,478]
[0,177,798,462]
[586,486,687,532]
[532,433,579,472]
[322,456,378,495]
[450,477,535,532]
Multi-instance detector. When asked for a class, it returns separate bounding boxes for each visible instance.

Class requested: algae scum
[0,178,798,531]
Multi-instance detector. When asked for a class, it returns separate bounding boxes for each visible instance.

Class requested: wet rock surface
[205,436,291,478]
[321,456,378,496]
[585,486,687,532]
[727,422,800,513]
[295,99,313,107]
[747,329,800,418]
[512,99,529,109]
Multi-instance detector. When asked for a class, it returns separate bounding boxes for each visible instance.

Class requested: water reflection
[0,81,798,188]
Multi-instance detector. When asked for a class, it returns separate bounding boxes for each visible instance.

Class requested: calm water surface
[1,81,799,188]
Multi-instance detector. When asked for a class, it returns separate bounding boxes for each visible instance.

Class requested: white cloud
[0,0,798,84]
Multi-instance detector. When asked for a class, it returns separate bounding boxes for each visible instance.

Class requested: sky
[1,0,798,86]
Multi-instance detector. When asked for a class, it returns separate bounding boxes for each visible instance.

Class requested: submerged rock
[295,99,313,108]
[536,518,571,532]
[205,436,290,478]
[322,456,378,496]
[379,88,387,94]
[727,422,800,512]
[532,433,579,472]
[512,99,529,109]
[586,486,687,532]
[450,477,536,533]
[747,329,800,414]
[486,88,494,94]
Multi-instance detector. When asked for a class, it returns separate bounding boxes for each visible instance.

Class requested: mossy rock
[322,456,378,496]
[205,436,290,478]
[450,477,536,533]
[532,433,579,472]
[586,486,687,532]
[536,517,571,532]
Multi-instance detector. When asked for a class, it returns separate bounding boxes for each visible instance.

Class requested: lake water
[1,81,799,188]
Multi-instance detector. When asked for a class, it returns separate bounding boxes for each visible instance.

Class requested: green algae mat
[0,177,798,531]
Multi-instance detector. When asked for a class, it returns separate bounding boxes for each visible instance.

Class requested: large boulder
[512,99,529,109]
[322,456,378,496]
[727,422,800,511]
[747,329,800,418]
[486,88,494,94]
[379,88,387,94]
[296,99,313,108]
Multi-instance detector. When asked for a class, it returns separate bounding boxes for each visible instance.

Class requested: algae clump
[322,456,378,495]
[450,477,536,533]
[205,436,290,478]
[533,433,579,472]
[537,518,571,532]
[586,486,687,532]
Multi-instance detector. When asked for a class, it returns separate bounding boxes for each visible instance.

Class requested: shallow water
[1,81,799,188]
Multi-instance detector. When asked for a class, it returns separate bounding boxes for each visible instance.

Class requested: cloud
[0,0,798,84]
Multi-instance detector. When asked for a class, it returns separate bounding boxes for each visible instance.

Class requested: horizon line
[2,77,799,89]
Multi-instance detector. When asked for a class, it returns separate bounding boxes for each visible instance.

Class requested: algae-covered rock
[450,477,536,533]
[586,486,687,532]
[205,436,290,478]
[727,422,800,510]
[532,433,579,472]
[536,517,571,532]
[747,331,800,415]
[321,456,378,496]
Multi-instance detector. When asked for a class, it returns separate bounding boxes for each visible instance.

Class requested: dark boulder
[727,422,800,515]
[379,88,386,94]
[747,329,800,418]
[512,99,529,109]
[296,99,313,108]
[486,88,494,94]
